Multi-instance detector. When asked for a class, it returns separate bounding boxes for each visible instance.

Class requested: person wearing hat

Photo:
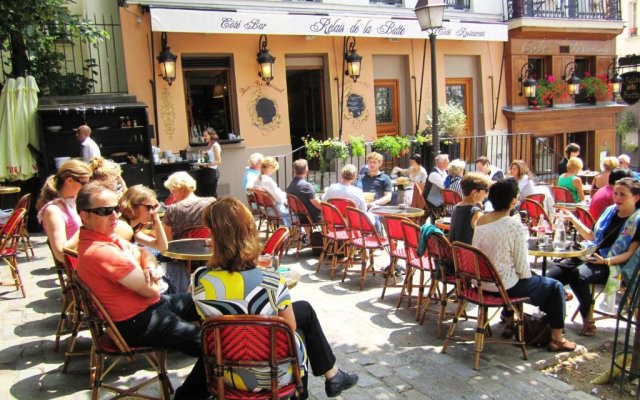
[76,125,100,163]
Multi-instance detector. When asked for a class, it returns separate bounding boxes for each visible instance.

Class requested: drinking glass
[257,254,273,270]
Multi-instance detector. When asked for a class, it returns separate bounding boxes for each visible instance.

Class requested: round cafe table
[0,186,20,208]
[163,238,212,261]
[434,217,451,232]
[528,240,590,276]
[370,205,425,219]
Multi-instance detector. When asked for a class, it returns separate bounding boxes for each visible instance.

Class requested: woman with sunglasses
[117,185,167,252]
[548,177,640,337]
[36,159,91,262]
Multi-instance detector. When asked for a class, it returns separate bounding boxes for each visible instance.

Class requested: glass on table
[257,254,274,270]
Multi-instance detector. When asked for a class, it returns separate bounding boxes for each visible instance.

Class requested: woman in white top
[201,127,222,197]
[403,154,428,204]
[472,178,577,352]
[509,159,535,202]
[253,156,291,227]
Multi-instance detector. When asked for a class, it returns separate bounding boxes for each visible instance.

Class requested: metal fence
[506,0,622,20]
[0,14,127,94]
[271,132,537,188]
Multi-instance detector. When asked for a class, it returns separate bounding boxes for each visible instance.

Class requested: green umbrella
[0,76,39,181]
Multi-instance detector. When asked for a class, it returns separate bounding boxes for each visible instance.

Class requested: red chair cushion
[324,230,350,241]
[460,288,528,307]
[351,236,388,249]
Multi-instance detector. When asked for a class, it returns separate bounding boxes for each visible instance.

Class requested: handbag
[523,313,551,347]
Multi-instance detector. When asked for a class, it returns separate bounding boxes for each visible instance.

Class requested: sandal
[565,291,574,302]
[581,321,597,337]
[548,338,577,352]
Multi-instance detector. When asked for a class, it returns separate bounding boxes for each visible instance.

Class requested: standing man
[323,164,367,212]
[358,152,392,207]
[76,125,100,163]
[475,156,504,182]
[242,152,264,193]
[424,153,449,221]
[286,159,322,243]
[76,182,207,400]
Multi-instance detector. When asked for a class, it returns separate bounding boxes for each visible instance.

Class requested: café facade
[120,0,509,199]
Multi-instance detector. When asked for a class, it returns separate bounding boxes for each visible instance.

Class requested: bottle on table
[552,216,567,251]
[537,216,549,248]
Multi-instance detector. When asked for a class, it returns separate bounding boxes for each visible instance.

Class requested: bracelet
[606,258,610,266]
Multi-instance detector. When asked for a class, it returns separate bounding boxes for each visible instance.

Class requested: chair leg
[437,279,450,338]
[397,265,416,309]
[442,299,467,354]
[90,348,102,400]
[473,306,487,370]
[516,304,528,361]
[414,269,426,321]
[419,275,438,324]
[381,257,398,300]
[317,237,330,273]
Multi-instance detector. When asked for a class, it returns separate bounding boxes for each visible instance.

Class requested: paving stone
[536,373,575,392]
[364,363,393,378]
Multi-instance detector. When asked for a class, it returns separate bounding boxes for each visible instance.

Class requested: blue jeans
[502,275,567,329]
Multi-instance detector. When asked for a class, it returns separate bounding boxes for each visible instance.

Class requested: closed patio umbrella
[0,76,39,181]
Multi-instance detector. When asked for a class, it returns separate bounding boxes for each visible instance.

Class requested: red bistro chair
[201,315,303,400]
[525,193,546,206]
[380,215,411,300]
[520,198,552,235]
[180,225,212,271]
[441,189,462,217]
[326,198,356,221]
[286,194,321,259]
[0,208,27,297]
[317,202,350,279]
[261,226,290,260]
[443,242,528,370]
[398,220,433,320]
[60,248,88,373]
[254,188,284,240]
[552,185,575,203]
[344,207,389,290]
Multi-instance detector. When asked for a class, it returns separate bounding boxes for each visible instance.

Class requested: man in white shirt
[424,153,449,209]
[76,125,100,163]
[322,164,367,212]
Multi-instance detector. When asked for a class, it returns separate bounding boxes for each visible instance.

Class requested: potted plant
[323,138,349,161]
[531,74,566,109]
[579,72,610,103]
[347,135,366,157]
[303,136,326,170]
[617,112,639,152]
[373,135,404,158]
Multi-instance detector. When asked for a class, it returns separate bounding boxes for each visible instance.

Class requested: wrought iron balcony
[507,0,621,20]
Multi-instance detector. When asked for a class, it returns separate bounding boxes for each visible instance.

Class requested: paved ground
[0,234,621,399]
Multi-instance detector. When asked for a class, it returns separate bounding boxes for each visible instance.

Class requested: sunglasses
[83,206,120,216]
[139,204,158,211]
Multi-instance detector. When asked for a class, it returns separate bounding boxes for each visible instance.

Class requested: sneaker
[325,369,359,398]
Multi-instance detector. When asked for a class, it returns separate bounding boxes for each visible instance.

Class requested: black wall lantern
[607,62,623,96]
[562,62,581,97]
[156,32,178,86]
[518,63,538,99]
[257,34,275,85]
[344,37,362,83]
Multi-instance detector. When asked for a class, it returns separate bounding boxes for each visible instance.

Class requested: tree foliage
[0,0,109,95]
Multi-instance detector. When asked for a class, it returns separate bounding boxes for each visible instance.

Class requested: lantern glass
[414,1,446,31]
[523,80,537,99]
[612,76,623,95]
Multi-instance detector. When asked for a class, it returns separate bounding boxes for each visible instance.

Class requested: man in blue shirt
[358,152,392,207]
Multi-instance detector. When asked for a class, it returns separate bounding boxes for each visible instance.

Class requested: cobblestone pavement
[0,234,616,399]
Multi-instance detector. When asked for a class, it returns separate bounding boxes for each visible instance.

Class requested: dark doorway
[286,69,326,155]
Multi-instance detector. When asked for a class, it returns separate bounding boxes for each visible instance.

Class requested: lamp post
[414,0,446,161]
[338,36,362,140]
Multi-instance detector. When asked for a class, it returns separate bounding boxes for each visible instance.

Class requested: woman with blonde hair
[253,156,291,227]
[162,171,215,240]
[89,156,127,195]
[557,157,585,203]
[444,158,466,197]
[592,156,619,191]
[36,159,91,262]
[118,185,167,252]
[192,198,358,398]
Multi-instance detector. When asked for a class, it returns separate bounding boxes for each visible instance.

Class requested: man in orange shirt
[76,182,207,400]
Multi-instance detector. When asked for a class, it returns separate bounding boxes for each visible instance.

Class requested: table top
[163,238,213,261]
[527,241,590,258]
[435,217,451,231]
[370,205,425,218]
[578,170,598,178]
[0,186,20,195]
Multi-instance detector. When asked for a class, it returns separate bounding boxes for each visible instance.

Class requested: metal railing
[0,13,127,95]
[271,132,536,188]
[506,0,622,20]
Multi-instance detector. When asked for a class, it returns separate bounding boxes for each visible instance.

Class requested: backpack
[523,312,552,347]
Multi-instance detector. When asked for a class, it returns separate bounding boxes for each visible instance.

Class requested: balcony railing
[507,0,621,20]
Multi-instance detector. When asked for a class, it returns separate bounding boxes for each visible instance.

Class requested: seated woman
[192,197,358,399]
[162,172,216,240]
[592,156,619,191]
[36,160,91,262]
[548,177,640,337]
[444,159,466,197]
[509,160,535,203]
[472,178,577,352]
[449,172,490,245]
[253,156,291,227]
[89,156,127,195]
[557,157,585,203]
[117,185,167,252]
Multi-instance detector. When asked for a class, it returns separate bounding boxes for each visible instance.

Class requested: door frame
[445,78,473,136]
[374,79,400,137]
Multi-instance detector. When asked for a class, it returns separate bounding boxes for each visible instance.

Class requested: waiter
[76,124,100,163]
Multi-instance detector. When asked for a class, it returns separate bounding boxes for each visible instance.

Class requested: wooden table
[163,238,212,261]
[528,240,589,276]
[370,205,425,219]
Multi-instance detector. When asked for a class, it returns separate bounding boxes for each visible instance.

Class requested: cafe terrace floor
[0,234,615,399]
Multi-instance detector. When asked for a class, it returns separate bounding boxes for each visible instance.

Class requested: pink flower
[546,75,555,83]
[584,71,591,77]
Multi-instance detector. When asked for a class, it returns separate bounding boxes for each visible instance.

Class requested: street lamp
[156,32,178,86]
[518,63,538,100]
[414,0,446,160]
[338,36,363,140]
[562,62,581,97]
[257,34,276,85]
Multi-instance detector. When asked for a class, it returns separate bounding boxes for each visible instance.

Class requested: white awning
[149,7,508,42]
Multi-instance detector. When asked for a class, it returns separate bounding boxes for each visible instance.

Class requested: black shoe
[325,369,358,398]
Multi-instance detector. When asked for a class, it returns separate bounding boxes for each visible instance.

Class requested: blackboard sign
[256,97,277,124]
[346,93,365,118]
[620,71,640,106]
